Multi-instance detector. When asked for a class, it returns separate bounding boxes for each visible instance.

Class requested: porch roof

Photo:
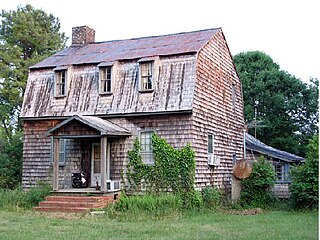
[47,115,131,137]
[246,133,304,163]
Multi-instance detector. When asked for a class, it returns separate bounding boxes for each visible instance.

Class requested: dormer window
[139,61,153,91]
[54,70,67,97]
[99,66,112,94]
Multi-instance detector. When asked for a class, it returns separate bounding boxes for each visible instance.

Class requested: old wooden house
[245,133,304,198]
[21,26,245,199]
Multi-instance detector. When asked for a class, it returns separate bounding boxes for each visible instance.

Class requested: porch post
[107,142,110,180]
[100,136,107,192]
[53,137,59,191]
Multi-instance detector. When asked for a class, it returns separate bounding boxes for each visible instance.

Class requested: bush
[201,186,222,209]
[0,132,23,189]
[240,157,277,208]
[290,136,318,209]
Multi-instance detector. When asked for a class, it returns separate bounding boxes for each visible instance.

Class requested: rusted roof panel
[30,28,220,69]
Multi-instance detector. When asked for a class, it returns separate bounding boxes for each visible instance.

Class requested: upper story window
[140,131,154,165]
[99,66,112,94]
[139,61,153,91]
[55,70,67,97]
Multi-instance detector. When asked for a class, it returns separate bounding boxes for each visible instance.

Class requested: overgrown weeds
[0,181,51,211]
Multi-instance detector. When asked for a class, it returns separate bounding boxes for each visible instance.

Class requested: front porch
[47,115,131,193]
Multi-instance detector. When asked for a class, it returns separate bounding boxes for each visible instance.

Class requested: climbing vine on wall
[126,133,195,196]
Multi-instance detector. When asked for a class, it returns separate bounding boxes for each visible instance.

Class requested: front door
[91,142,111,187]
[91,143,101,187]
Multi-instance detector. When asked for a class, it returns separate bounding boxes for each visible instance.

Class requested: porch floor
[52,188,119,196]
[34,189,121,213]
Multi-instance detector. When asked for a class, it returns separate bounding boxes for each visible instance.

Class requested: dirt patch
[223,208,262,215]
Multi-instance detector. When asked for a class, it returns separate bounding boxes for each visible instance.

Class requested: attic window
[139,61,153,91]
[99,66,112,94]
[54,70,67,97]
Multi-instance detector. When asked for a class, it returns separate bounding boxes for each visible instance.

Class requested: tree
[289,135,318,209]
[0,4,67,188]
[234,51,318,156]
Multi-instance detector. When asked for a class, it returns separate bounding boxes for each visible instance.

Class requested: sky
[1,0,319,83]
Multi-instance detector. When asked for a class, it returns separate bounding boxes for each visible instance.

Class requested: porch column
[107,142,110,180]
[53,137,60,191]
[100,136,107,192]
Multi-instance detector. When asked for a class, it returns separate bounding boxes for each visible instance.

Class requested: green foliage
[240,157,277,208]
[234,51,318,157]
[201,186,222,209]
[0,182,51,211]
[0,4,67,189]
[289,135,319,209]
[126,133,197,208]
[0,131,23,189]
[106,193,182,220]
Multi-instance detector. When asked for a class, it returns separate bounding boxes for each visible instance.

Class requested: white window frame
[139,131,154,165]
[99,66,112,94]
[139,61,153,91]
[54,70,67,97]
[51,137,67,166]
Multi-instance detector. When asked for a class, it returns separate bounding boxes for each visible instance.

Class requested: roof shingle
[30,28,220,69]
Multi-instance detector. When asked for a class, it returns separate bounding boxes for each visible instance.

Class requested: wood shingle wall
[192,30,245,194]
[21,55,196,118]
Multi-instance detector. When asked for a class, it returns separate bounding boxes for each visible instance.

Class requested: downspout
[243,128,246,160]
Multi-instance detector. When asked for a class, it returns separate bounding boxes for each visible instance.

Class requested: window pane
[94,160,101,173]
[140,62,152,90]
[208,135,213,154]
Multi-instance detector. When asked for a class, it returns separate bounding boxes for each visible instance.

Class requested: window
[232,83,236,109]
[208,134,214,155]
[274,162,290,183]
[55,70,67,96]
[139,62,153,91]
[51,138,66,166]
[140,131,154,165]
[99,66,112,94]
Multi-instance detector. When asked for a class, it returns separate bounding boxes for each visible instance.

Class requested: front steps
[34,194,119,213]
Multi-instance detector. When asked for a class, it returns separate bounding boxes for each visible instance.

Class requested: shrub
[290,135,318,209]
[0,132,23,189]
[201,186,222,209]
[240,156,277,208]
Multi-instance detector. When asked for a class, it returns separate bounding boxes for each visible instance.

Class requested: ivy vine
[126,133,196,197]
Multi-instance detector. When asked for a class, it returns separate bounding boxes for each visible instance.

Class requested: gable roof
[47,115,131,136]
[246,133,304,163]
[30,28,220,69]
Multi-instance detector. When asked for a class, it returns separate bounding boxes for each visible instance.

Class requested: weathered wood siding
[192,30,245,194]
[22,113,193,188]
[21,55,196,118]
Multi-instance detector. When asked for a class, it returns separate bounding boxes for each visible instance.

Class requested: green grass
[0,210,317,240]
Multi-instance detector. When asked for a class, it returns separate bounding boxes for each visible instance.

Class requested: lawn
[0,210,317,240]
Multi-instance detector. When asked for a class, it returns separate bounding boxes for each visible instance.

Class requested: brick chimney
[72,26,95,45]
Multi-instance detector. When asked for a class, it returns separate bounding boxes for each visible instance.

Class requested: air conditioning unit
[208,155,220,166]
[106,180,121,192]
